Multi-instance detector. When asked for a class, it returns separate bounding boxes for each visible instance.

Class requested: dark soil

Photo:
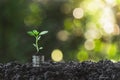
[1,60,120,80]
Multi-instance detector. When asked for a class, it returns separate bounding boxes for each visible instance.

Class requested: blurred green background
[0,0,120,63]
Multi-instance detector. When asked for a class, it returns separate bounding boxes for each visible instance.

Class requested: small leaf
[27,31,35,36]
[33,30,39,35]
[33,43,36,47]
[39,31,48,35]
[38,36,41,40]
[39,47,43,50]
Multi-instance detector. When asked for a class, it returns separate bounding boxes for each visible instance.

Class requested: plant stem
[36,36,39,53]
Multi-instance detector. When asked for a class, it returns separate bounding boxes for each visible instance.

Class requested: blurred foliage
[0,0,120,63]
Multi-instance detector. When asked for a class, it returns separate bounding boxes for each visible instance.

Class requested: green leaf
[39,31,48,35]
[38,36,41,40]
[27,31,35,36]
[33,43,36,47]
[33,30,39,35]
[39,47,43,50]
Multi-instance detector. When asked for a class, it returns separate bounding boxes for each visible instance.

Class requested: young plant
[27,29,48,54]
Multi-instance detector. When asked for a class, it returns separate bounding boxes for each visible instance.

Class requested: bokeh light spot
[57,30,70,41]
[107,44,117,58]
[85,29,101,40]
[51,49,63,62]
[77,50,88,61]
[73,8,84,19]
[84,39,95,50]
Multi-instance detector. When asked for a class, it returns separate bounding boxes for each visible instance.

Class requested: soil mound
[1,60,120,80]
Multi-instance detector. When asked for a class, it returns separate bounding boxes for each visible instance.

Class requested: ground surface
[1,60,120,80]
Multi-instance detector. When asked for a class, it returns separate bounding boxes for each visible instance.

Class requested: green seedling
[27,29,48,53]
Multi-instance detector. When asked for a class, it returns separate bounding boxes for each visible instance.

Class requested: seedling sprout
[27,29,48,54]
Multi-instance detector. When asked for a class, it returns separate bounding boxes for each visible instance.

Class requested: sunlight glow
[105,0,116,6]
[100,7,115,34]
[73,8,84,19]
[85,0,105,13]
[103,22,114,34]
[51,49,63,62]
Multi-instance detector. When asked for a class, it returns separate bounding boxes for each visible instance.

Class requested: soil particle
[1,60,120,80]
